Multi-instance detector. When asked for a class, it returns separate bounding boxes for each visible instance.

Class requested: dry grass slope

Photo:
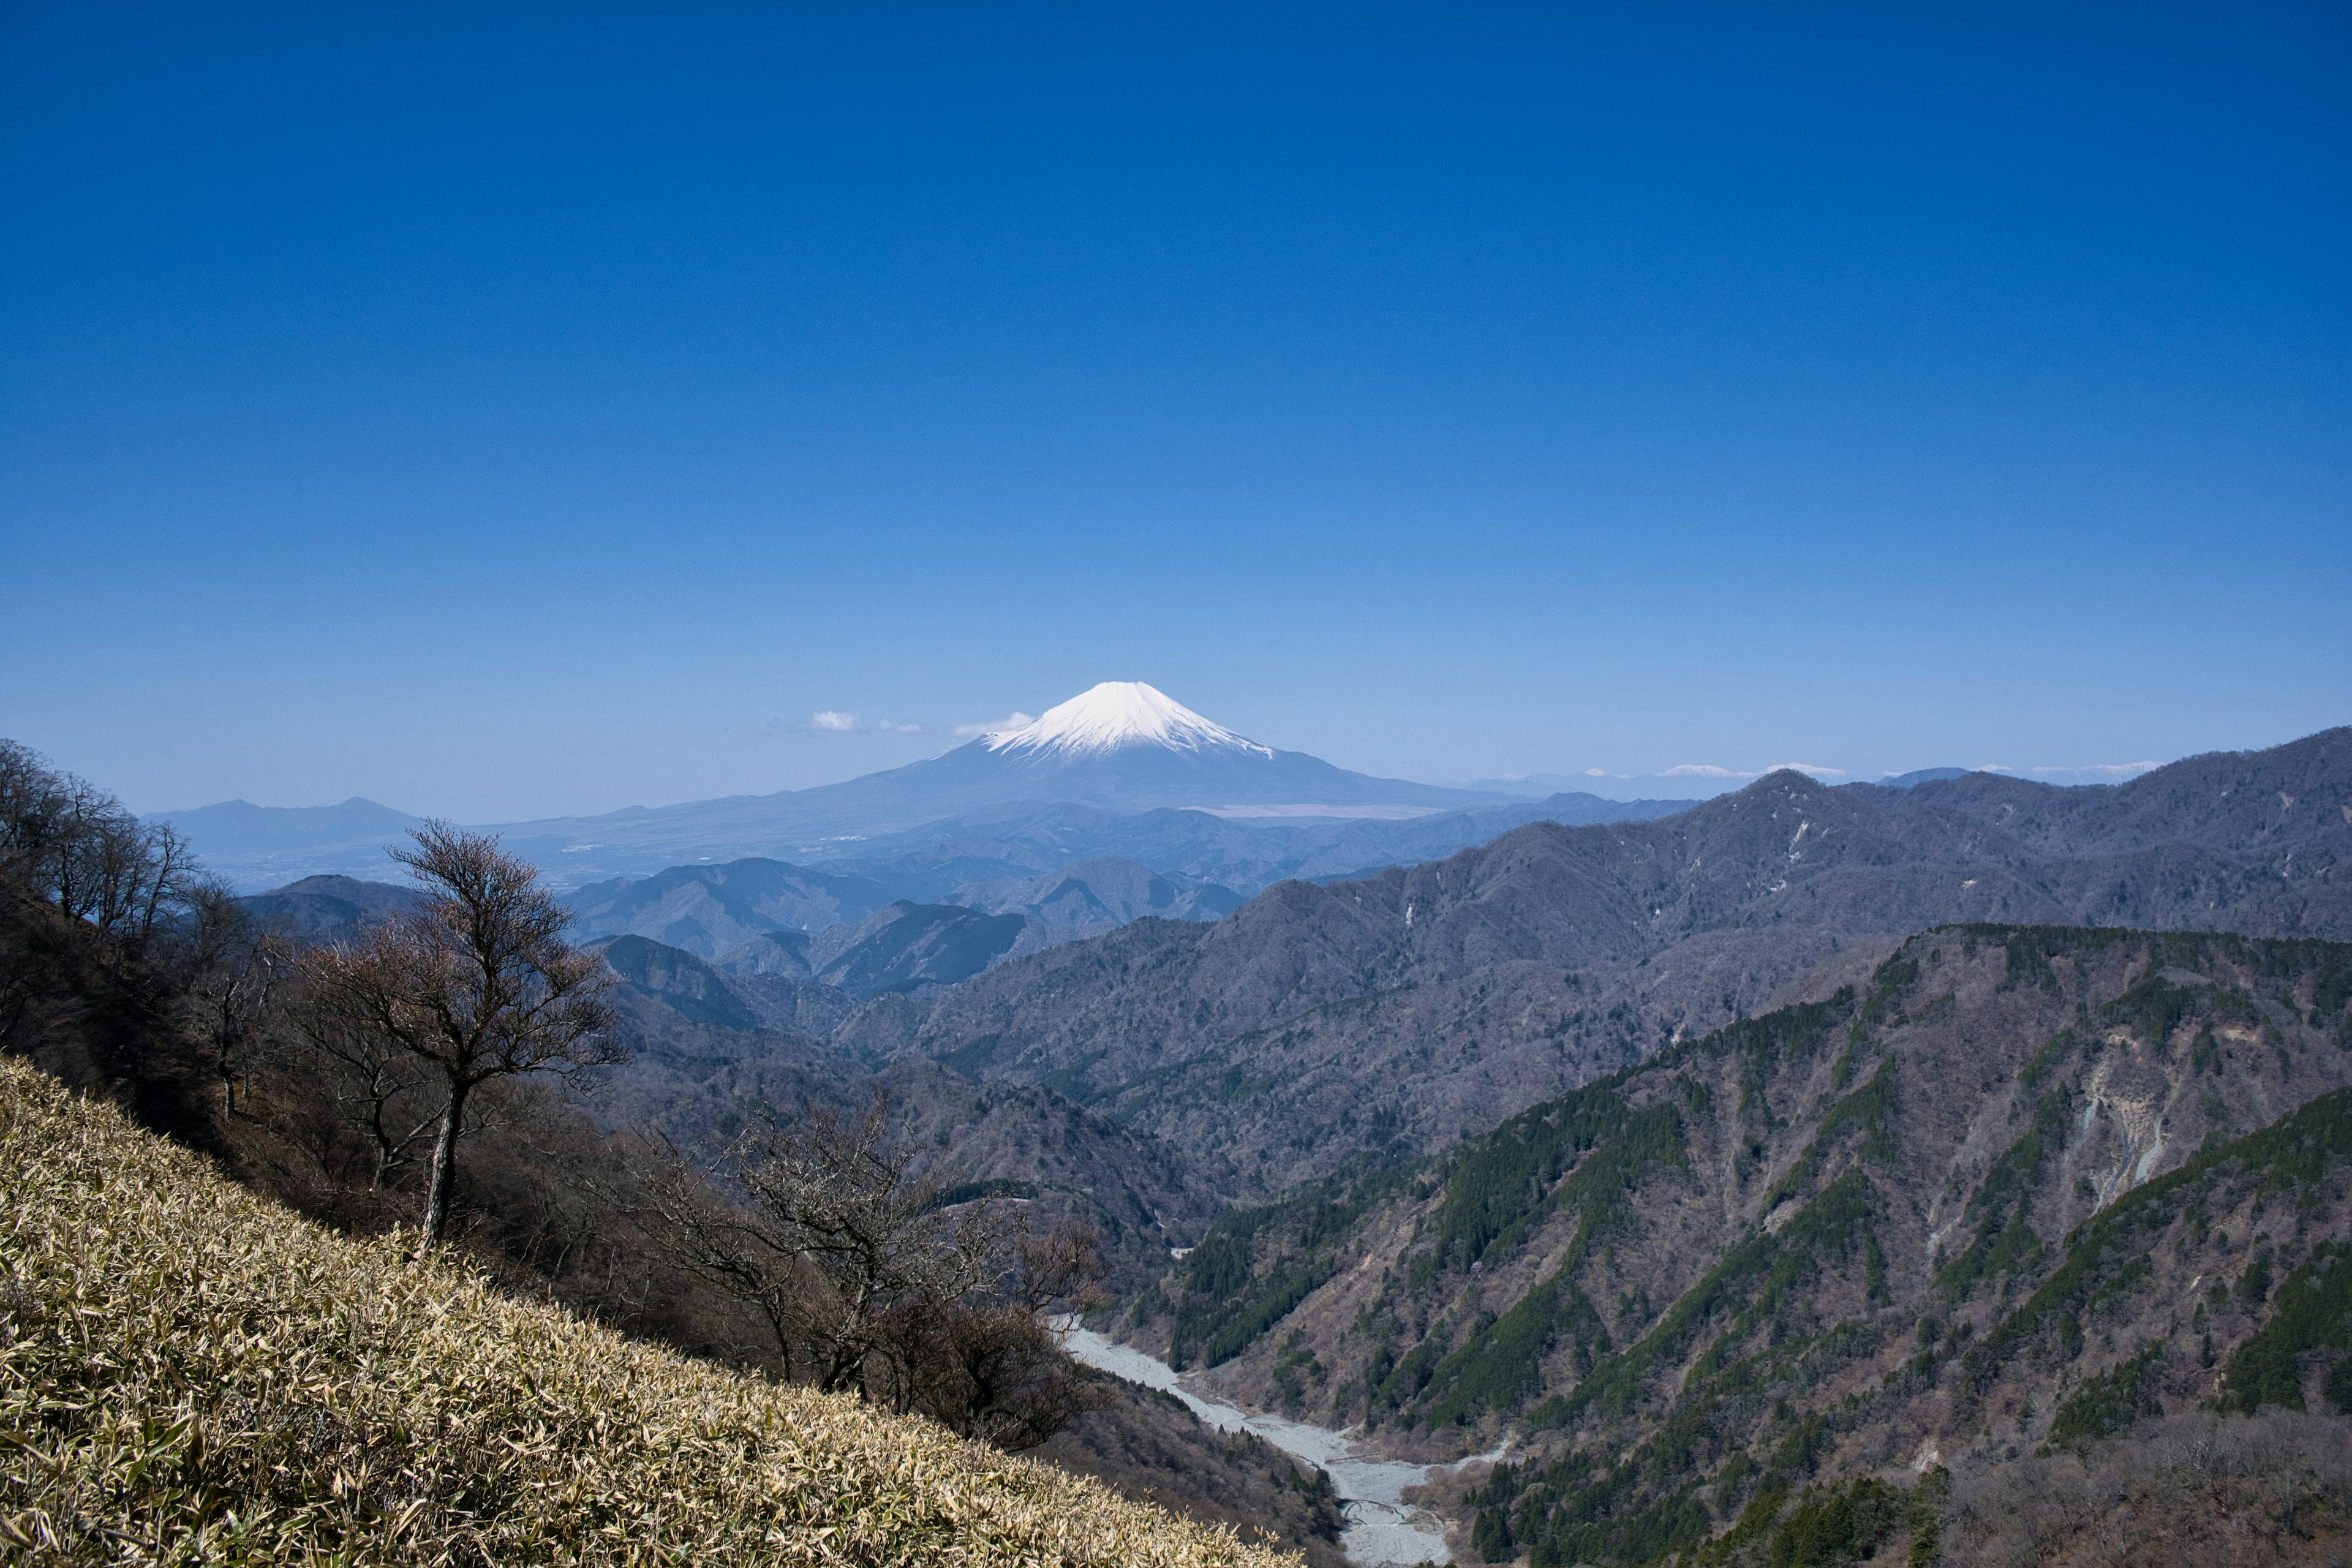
[0,1058,1294,1566]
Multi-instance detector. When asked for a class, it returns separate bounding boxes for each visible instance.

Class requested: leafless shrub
[1942,1409,2352,1566]
[641,1093,1107,1448]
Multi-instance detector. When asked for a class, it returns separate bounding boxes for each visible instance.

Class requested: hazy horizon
[123,684,2216,825]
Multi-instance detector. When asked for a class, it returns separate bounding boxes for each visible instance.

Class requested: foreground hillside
[0,1059,1292,1567]
[1128,925,2352,1564]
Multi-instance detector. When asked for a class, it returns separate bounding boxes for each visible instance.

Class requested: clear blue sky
[3,4,2346,820]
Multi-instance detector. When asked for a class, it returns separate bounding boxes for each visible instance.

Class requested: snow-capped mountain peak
[985,682,1274,760]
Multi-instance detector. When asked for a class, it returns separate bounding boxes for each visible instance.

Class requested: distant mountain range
[154,684,2167,916]
[153,682,1692,903]
[146,797,434,888]
[1462,759,2160,801]
[839,726,2352,1194]
[263,725,2348,1192]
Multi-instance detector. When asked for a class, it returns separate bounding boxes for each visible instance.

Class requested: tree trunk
[417,1080,469,1258]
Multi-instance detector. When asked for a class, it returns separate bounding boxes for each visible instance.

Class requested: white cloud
[2030,761,2161,780]
[1646,762,1846,780]
[811,710,861,731]
[954,712,1035,738]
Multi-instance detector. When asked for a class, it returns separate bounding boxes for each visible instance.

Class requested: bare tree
[302,824,620,1255]
[0,738,199,948]
[636,1137,816,1377]
[181,885,287,1120]
[640,1094,1105,1447]
[881,1221,1107,1449]
[288,994,443,1189]
[647,1095,1009,1391]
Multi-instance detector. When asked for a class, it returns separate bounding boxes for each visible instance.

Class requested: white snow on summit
[985,682,1274,760]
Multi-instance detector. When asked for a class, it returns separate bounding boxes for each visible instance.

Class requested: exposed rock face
[1120,927,2352,1565]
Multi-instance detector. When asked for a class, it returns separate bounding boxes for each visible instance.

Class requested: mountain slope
[239,872,428,944]
[812,902,1028,996]
[581,933,1231,1289]
[0,1055,1289,1567]
[844,728,2352,1193]
[1121,927,2352,1565]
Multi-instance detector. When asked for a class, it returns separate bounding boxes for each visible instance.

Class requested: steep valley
[1123,927,2352,1564]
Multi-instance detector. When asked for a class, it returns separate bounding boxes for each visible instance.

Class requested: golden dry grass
[0,1059,1294,1566]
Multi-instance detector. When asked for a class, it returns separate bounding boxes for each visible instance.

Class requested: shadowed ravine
[1055,1322,1503,1566]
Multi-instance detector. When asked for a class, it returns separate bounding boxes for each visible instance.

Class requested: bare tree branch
[301,823,620,1254]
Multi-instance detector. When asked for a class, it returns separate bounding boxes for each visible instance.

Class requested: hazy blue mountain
[594,933,767,1028]
[1877,765,1972,787]
[236,873,426,946]
[151,796,424,853]
[564,858,918,956]
[559,851,1241,976]
[149,798,428,889]
[975,857,1245,932]
[715,792,1689,907]
[809,902,1027,997]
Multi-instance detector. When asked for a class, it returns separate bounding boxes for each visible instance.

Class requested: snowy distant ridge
[985,682,1274,760]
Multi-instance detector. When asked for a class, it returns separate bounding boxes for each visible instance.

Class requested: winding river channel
[1055,1324,1503,1566]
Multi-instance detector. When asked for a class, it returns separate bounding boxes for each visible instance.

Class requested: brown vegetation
[1940,1411,2352,1566]
[0,1056,1292,1566]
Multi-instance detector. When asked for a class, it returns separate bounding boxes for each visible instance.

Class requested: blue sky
[3,4,2346,820]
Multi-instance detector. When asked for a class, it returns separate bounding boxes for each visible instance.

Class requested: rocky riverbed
[1055,1322,1503,1566]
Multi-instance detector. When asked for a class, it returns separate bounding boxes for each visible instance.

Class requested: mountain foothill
[68,689,2352,1562]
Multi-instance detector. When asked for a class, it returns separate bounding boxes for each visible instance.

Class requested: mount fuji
[887,681,1485,818]
[476,682,1505,874]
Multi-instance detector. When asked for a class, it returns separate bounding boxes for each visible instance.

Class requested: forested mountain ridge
[840,729,2351,1194]
[1128,925,2352,1565]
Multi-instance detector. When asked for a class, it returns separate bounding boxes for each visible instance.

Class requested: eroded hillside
[1117,927,2352,1564]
